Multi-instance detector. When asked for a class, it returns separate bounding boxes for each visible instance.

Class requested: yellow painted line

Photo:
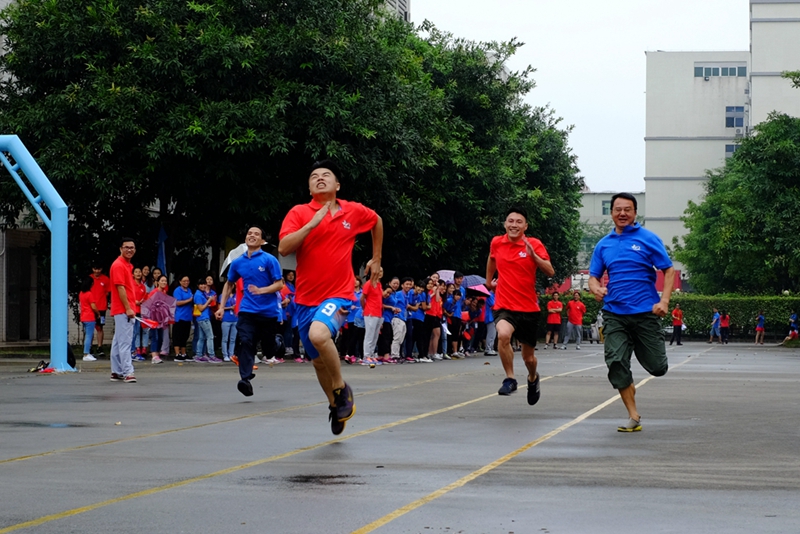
[0,371,482,466]
[0,364,604,533]
[351,351,705,534]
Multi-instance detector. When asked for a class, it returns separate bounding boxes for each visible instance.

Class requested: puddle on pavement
[243,474,366,487]
[0,421,93,428]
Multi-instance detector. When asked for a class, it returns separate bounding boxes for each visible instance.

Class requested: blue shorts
[295,298,354,359]
[710,326,721,337]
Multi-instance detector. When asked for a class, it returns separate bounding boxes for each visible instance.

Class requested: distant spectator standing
[708,308,722,344]
[669,303,684,346]
[484,290,498,355]
[561,291,586,350]
[130,266,148,361]
[109,238,138,383]
[90,262,111,357]
[361,270,384,360]
[193,278,219,362]
[544,292,563,349]
[719,310,730,344]
[754,311,766,345]
[220,293,238,362]
[79,276,100,361]
[391,277,411,359]
[172,276,194,361]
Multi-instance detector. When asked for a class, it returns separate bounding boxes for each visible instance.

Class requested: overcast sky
[412,0,751,192]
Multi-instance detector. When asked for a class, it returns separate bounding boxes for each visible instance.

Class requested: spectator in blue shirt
[708,308,722,344]
[215,227,284,397]
[401,277,416,360]
[589,192,674,433]
[193,279,218,362]
[391,278,412,359]
[450,272,467,356]
[172,276,194,362]
[220,294,238,362]
[484,291,497,355]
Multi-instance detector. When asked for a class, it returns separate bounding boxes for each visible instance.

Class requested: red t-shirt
[79,291,97,322]
[491,235,550,313]
[361,281,383,317]
[279,198,378,307]
[90,273,111,311]
[672,309,684,326]
[132,281,147,314]
[566,300,586,326]
[109,256,136,316]
[720,315,730,328]
[426,291,442,318]
[546,300,563,324]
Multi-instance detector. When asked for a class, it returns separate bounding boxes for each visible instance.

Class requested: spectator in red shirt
[561,291,587,350]
[669,303,684,346]
[79,276,100,361]
[90,262,111,356]
[544,292,563,349]
[361,270,384,360]
[485,207,555,404]
[109,238,138,383]
[130,267,148,360]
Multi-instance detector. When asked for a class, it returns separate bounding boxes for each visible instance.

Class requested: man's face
[92,267,102,277]
[120,241,136,261]
[504,212,528,240]
[245,227,263,247]
[573,292,581,301]
[553,293,560,300]
[611,198,636,229]
[389,279,400,291]
[454,276,463,287]
[308,168,339,196]
[402,280,413,292]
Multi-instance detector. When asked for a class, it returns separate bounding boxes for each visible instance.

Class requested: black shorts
[494,309,540,347]
[95,311,106,327]
[424,314,441,330]
[546,323,561,334]
[173,320,192,347]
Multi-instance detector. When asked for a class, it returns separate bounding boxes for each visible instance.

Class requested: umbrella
[141,291,176,329]
[436,269,455,282]
[221,243,248,276]
[467,284,490,296]
[463,274,486,288]
[221,243,292,276]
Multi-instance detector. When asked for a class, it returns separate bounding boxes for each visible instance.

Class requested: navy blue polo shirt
[589,223,672,315]
[227,249,283,317]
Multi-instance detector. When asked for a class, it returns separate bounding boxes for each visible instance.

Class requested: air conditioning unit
[735,129,743,138]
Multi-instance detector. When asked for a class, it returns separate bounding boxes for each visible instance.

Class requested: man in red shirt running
[561,291,587,350]
[279,160,383,435]
[485,207,555,404]
[544,292,563,349]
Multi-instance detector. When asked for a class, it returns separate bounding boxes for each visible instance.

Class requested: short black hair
[248,226,265,239]
[401,277,413,284]
[610,192,637,212]
[80,276,94,293]
[505,206,528,221]
[309,159,342,181]
[454,271,464,279]
[197,278,207,286]
[120,237,135,247]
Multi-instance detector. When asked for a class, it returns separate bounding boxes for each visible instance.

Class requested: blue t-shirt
[411,291,428,321]
[194,290,213,321]
[444,295,456,317]
[589,223,672,315]
[757,314,765,328]
[352,290,364,327]
[712,312,720,328]
[453,285,466,316]
[382,291,395,323]
[485,292,495,323]
[790,313,798,330]
[227,249,283,317]
[173,286,194,322]
[393,290,409,321]
[222,295,237,322]
[284,282,296,318]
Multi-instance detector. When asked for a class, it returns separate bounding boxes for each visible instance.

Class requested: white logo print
[631,245,641,251]
[342,220,351,230]
[258,266,266,272]
[519,252,527,258]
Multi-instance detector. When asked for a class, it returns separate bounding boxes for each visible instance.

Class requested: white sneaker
[433,353,443,361]
[419,356,433,363]
[561,346,567,350]
[284,348,294,356]
[576,346,581,350]
[82,354,97,362]
[442,353,452,360]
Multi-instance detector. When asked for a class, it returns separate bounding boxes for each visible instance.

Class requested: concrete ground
[1,342,799,534]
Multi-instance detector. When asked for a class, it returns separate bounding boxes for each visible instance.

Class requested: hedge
[538,292,800,342]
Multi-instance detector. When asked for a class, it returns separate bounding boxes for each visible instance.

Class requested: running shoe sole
[329,406,346,435]
[237,379,254,397]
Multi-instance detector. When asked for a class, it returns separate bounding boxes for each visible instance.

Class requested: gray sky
[412,0,751,192]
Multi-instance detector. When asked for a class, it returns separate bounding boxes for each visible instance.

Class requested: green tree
[675,113,800,294]
[0,0,583,288]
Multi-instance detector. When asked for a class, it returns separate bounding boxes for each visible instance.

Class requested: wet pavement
[1,342,799,533]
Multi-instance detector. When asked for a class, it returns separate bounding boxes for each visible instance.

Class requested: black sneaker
[332,382,356,422]
[329,406,346,435]
[498,377,518,395]
[237,379,253,397]
[174,355,189,362]
[110,373,124,382]
[527,373,541,405]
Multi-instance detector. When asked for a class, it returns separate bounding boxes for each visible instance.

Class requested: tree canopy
[675,113,800,294]
[0,0,583,288]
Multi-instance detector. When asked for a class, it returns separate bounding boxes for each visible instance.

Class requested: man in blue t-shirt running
[589,192,674,433]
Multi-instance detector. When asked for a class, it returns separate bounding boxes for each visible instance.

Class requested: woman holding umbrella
[143,275,176,364]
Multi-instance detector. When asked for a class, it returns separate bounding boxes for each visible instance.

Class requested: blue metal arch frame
[0,135,71,371]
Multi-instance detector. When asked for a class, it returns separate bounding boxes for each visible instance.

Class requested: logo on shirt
[342,220,351,230]
[518,252,527,258]
[631,245,641,251]
[258,266,266,272]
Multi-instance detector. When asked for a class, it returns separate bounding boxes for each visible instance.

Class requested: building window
[725,144,739,159]
[738,66,747,77]
[694,67,704,77]
[602,200,611,216]
[712,67,720,76]
[725,106,746,129]
[704,67,712,77]
[694,64,747,78]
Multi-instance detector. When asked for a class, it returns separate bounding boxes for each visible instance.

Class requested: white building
[644,0,800,265]
[384,0,410,22]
